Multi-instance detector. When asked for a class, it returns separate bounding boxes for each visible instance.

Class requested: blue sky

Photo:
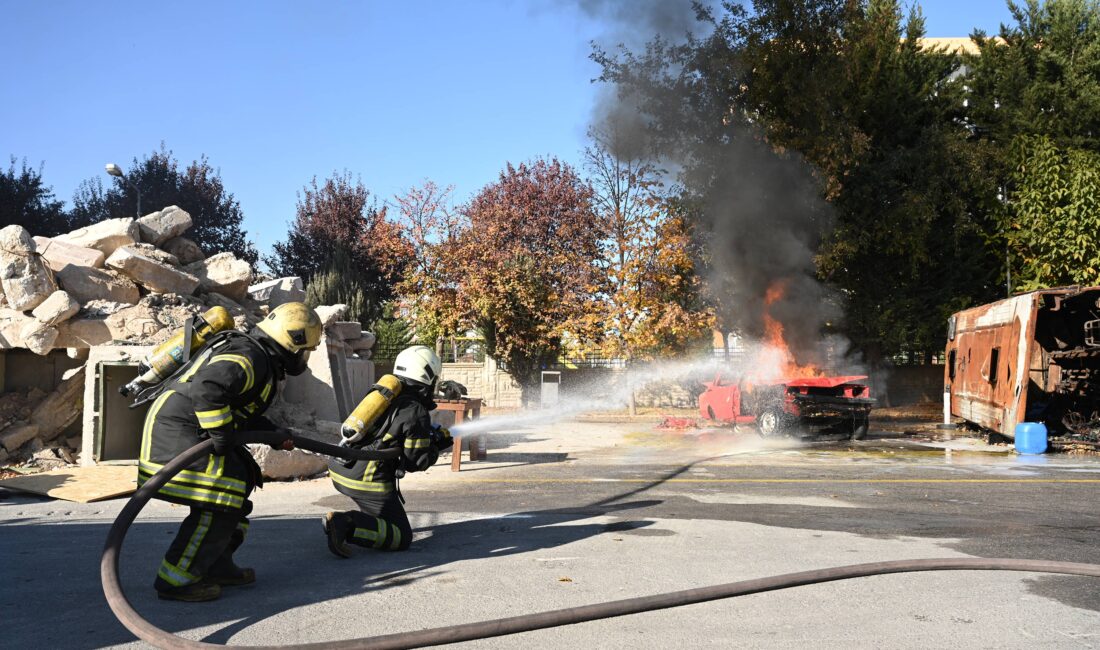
[1,1,1016,258]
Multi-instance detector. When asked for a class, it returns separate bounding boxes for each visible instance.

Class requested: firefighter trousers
[342,491,411,551]
[154,500,253,590]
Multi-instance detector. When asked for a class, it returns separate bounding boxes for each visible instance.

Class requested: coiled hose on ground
[102,431,1100,650]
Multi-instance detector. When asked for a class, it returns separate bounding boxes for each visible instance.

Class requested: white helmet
[393,345,441,387]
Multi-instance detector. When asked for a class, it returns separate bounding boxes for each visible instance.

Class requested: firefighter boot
[156,581,222,602]
[207,528,256,587]
[322,511,353,558]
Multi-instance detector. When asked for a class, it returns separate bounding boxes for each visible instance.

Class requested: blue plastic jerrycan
[1014,422,1048,455]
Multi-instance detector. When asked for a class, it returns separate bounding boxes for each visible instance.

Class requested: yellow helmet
[256,302,322,354]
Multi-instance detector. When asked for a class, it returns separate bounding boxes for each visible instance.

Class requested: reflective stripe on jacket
[138,333,278,512]
[327,391,436,496]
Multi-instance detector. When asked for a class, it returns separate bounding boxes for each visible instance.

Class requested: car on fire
[698,373,875,439]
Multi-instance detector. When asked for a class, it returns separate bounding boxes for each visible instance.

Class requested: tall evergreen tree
[0,157,71,237]
[70,145,258,263]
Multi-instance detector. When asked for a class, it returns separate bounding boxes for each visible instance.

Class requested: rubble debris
[29,366,84,442]
[135,206,192,245]
[57,265,141,304]
[106,246,200,295]
[247,444,328,479]
[202,292,264,330]
[315,304,347,327]
[0,225,56,312]
[120,243,180,267]
[162,236,205,265]
[0,422,41,453]
[19,319,59,355]
[0,309,36,348]
[55,217,139,256]
[54,317,112,348]
[31,290,80,326]
[185,252,252,302]
[248,277,305,308]
[348,332,376,353]
[329,321,363,340]
[33,236,106,271]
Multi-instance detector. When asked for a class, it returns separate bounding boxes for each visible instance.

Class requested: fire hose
[103,431,1100,650]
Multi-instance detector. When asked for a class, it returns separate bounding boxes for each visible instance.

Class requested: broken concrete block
[119,243,179,267]
[0,422,40,452]
[55,218,139,256]
[106,246,199,295]
[314,304,347,327]
[67,347,90,360]
[136,206,192,245]
[54,318,113,348]
[185,252,252,302]
[57,265,140,304]
[0,225,56,312]
[329,321,363,340]
[247,444,328,479]
[348,332,376,351]
[33,237,106,272]
[31,290,80,326]
[30,366,84,442]
[202,293,262,329]
[162,237,205,265]
[248,276,305,307]
[20,319,59,355]
[0,308,35,348]
[104,303,164,341]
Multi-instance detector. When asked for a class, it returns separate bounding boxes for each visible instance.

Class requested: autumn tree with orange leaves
[585,129,711,363]
[455,158,604,405]
[390,180,468,344]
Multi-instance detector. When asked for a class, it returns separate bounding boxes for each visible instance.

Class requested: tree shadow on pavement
[0,455,718,648]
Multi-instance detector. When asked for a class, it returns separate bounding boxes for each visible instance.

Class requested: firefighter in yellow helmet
[139,302,321,602]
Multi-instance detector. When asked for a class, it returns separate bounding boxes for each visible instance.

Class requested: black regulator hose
[102,432,1100,650]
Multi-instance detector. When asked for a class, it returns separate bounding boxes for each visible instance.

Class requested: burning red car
[698,374,875,439]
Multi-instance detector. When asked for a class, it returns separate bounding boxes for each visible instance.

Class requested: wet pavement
[3,416,1099,648]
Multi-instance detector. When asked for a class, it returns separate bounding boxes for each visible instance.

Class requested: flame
[754,281,820,381]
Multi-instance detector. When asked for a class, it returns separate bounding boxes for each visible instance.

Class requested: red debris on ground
[657,416,699,430]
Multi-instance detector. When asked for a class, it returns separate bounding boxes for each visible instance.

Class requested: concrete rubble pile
[0,208,370,480]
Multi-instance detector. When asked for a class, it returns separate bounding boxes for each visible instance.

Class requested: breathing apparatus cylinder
[340,374,403,446]
[118,306,234,397]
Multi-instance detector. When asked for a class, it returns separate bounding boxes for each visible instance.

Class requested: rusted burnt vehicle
[946,286,1100,439]
[699,374,875,439]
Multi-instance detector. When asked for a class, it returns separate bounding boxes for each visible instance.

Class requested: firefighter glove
[431,424,453,451]
[210,428,234,456]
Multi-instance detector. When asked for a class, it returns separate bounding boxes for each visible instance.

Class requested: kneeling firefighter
[137,302,322,602]
[322,345,453,557]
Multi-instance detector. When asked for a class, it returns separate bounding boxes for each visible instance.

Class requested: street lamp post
[105,163,142,218]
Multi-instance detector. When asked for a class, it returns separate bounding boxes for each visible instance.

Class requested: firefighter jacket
[138,332,280,513]
[327,391,438,496]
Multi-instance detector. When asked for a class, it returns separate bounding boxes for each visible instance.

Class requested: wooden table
[433,398,483,471]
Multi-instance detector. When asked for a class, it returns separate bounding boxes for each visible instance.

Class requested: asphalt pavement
[3,417,1100,648]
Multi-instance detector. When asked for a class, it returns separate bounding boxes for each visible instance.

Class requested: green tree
[0,157,71,236]
[370,302,414,359]
[1003,135,1100,288]
[965,0,1100,291]
[594,0,1002,364]
[304,247,375,325]
[71,145,258,263]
